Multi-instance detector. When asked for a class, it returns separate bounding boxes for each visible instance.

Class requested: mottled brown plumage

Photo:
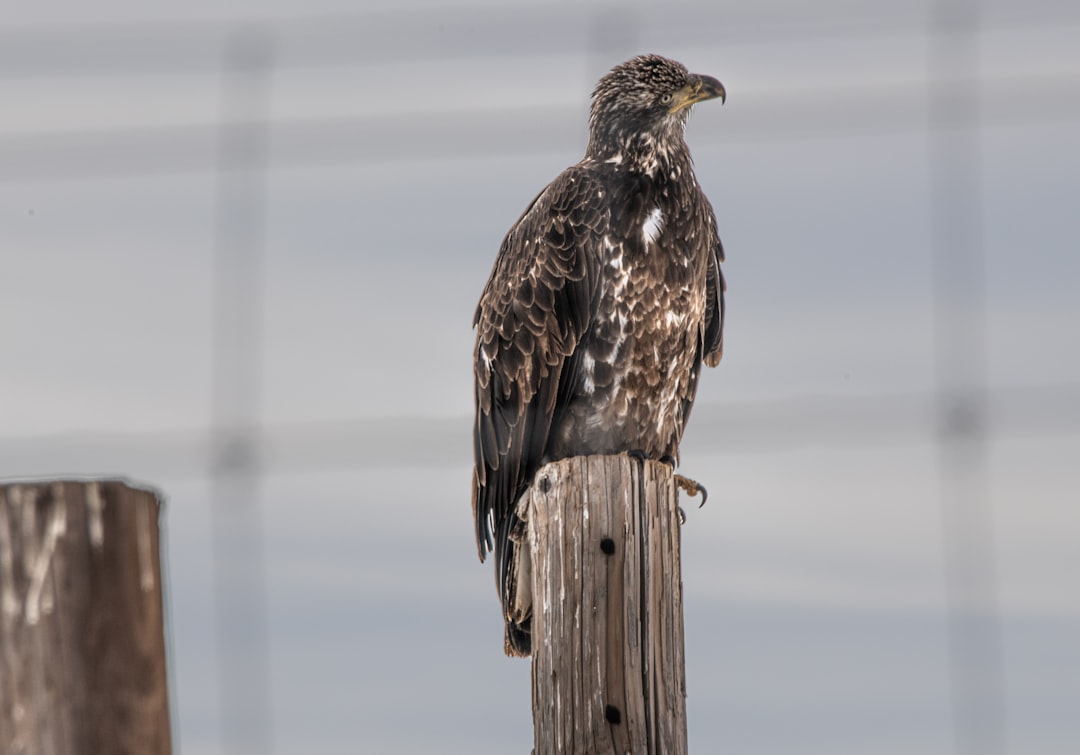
[472,54,726,656]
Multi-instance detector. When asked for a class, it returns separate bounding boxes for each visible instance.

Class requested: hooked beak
[669,74,726,113]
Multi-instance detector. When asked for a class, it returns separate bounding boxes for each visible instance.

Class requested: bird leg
[624,452,708,510]
[674,473,708,508]
[654,454,708,508]
[654,454,707,522]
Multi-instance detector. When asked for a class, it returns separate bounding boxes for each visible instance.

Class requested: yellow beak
[669,74,726,113]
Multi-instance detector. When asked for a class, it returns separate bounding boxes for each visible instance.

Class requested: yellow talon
[674,474,708,508]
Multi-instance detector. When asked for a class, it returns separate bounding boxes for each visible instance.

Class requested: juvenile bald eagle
[472,54,726,657]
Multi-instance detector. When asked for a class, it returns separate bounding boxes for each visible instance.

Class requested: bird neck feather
[586,119,688,176]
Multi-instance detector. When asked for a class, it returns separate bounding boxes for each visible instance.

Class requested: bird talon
[674,474,708,508]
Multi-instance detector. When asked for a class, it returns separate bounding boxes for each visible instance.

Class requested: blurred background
[2,0,1078,753]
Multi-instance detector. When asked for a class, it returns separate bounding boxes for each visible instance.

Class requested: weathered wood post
[0,480,171,755]
[527,455,688,755]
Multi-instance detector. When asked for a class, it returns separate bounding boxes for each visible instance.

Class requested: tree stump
[0,480,171,755]
[527,455,688,755]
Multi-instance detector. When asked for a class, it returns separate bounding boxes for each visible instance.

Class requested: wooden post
[0,480,172,755]
[527,455,688,755]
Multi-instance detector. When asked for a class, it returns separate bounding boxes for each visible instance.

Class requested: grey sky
[2,2,1079,754]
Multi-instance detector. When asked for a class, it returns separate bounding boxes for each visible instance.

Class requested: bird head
[587,54,725,165]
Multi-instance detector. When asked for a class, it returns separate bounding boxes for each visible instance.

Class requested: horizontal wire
[1,3,1078,77]
[1,382,1077,481]
[1,73,1078,183]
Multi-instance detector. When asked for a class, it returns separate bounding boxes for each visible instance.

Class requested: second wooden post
[0,480,171,755]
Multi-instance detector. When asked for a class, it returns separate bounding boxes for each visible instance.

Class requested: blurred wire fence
[2,2,1079,754]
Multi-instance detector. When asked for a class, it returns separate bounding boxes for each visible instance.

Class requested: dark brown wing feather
[703,209,726,368]
[699,234,725,367]
[676,202,725,442]
[472,167,604,649]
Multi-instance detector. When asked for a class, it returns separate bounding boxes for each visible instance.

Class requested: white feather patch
[580,352,596,395]
[642,207,664,246]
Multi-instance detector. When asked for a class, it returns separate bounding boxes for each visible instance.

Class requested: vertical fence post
[0,479,171,755]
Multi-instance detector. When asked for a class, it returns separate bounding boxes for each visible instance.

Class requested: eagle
[472,54,726,657]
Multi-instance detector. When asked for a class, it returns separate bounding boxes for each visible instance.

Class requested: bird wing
[702,208,726,368]
[472,167,603,580]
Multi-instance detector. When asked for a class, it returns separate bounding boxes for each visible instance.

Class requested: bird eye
[660,92,673,105]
